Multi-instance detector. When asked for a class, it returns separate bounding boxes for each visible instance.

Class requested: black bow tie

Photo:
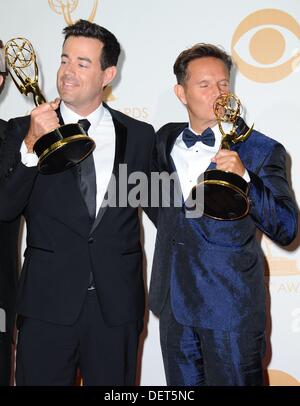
[78,118,91,134]
[182,127,215,148]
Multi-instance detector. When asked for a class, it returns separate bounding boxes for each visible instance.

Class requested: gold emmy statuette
[194,93,254,220]
[5,37,95,174]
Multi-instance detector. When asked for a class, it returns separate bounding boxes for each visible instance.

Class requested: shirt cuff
[243,169,251,183]
[20,140,39,167]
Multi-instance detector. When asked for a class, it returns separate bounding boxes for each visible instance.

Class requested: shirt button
[88,237,94,244]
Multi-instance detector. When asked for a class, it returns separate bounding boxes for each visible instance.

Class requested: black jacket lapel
[160,123,187,173]
[90,114,127,235]
[56,104,127,234]
[159,123,188,207]
[58,108,93,217]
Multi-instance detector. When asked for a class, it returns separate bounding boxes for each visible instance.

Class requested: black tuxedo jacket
[0,105,156,327]
[0,119,20,337]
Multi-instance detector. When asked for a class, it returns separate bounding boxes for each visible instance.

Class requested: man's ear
[174,83,187,105]
[103,66,117,88]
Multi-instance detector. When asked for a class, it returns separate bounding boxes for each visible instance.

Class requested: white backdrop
[0,0,300,386]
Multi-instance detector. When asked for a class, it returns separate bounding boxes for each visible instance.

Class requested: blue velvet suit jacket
[149,122,298,332]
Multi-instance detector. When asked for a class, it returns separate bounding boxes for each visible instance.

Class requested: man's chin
[59,88,77,101]
[60,95,78,106]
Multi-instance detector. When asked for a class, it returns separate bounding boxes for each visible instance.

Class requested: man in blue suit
[149,43,298,386]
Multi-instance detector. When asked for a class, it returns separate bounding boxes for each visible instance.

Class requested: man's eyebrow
[78,56,92,63]
[60,54,92,63]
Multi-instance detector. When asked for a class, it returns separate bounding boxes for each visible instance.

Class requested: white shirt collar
[60,101,105,129]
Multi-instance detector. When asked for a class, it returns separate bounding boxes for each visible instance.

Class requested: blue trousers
[159,298,265,386]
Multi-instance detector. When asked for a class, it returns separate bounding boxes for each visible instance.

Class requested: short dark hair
[173,43,232,84]
[63,19,121,70]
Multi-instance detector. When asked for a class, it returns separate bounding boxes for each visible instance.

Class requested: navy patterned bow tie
[182,127,215,148]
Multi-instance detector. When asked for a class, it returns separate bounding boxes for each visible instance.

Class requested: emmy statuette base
[192,169,250,220]
[33,123,95,174]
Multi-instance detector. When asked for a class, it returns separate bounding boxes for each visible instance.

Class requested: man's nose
[63,63,76,76]
[211,84,222,100]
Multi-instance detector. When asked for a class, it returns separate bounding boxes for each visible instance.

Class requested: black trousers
[0,333,12,386]
[160,297,265,386]
[16,290,142,386]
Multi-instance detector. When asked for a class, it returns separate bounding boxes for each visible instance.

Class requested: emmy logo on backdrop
[193,93,254,220]
[48,0,99,25]
[5,37,95,174]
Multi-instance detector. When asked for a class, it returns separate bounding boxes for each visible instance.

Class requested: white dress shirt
[20,101,115,215]
[171,123,249,202]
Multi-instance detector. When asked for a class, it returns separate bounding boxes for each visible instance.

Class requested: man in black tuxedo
[0,40,20,386]
[0,20,156,385]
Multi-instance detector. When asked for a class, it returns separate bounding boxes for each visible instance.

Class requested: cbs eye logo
[231,9,300,83]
